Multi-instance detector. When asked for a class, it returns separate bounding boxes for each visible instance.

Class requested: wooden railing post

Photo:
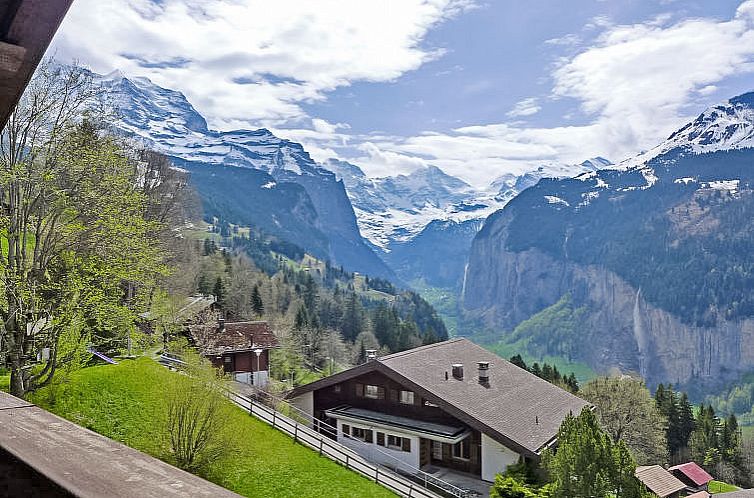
[318,438,323,456]
[294,422,298,443]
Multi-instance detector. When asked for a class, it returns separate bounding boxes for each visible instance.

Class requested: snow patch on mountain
[618,91,754,171]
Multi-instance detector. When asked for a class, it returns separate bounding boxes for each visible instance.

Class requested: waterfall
[460,263,469,302]
[632,288,649,379]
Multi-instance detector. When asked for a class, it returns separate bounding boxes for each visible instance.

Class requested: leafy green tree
[543,408,647,498]
[581,377,668,465]
[0,62,167,397]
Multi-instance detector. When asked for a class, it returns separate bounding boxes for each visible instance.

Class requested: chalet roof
[191,321,279,356]
[716,491,754,497]
[669,461,714,486]
[286,338,590,456]
[635,465,687,498]
[686,493,710,498]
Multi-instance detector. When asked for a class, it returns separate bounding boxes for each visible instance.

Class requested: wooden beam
[0,0,75,130]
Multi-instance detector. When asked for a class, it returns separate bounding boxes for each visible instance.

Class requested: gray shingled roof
[288,338,590,455]
[635,465,687,497]
[716,491,754,497]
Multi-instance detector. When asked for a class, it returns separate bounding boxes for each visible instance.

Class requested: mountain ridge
[463,89,754,393]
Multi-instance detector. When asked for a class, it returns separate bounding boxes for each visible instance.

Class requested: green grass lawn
[23,358,394,498]
[709,480,740,493]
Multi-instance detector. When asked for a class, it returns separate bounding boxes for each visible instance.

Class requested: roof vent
[451,363,464,380]
[478,361,490,385]
[366,349,378,361]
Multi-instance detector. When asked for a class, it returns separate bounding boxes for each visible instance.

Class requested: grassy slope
[24,358,394,498]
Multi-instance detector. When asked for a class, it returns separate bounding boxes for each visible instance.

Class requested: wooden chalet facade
[190,319,279,387]
[286,338,590,482]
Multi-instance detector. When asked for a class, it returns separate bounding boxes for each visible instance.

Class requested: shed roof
[635,465,687,497]
[287,338,590,455]
[669,461,714,486]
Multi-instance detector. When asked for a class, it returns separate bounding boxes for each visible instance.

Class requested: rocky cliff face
[463,91,754,392]
[465,218,754,389]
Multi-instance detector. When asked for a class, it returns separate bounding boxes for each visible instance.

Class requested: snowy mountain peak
[94,70,329,179]
[619,90,754,171]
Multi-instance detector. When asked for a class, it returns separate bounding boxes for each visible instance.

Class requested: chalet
[635,465,687,498]
[285,338,590,482]
[190,319,279,387]
[669,462,714,494]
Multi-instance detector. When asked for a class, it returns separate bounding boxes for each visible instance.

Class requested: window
[423,400,438,407]
[386,435,411,452]
[452,438,471,460]
[364,384,384,399]
[399,390,414,405]
[376,432,385,446]
[351,427,373,443]
[342,424,350,436]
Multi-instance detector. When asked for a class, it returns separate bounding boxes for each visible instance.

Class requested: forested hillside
[168,221,448,381]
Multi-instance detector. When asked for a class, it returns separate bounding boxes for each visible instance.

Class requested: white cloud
[51,0,475,128]
[345,1,754,187]
[506,97,541,117]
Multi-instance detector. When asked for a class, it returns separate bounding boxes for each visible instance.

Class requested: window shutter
[365,430,373,444]
[389,389,398,403]
[378,387,386,400]
[377,432,385,446]
[342,424,350,435]
[402,438,411,452]
[355,383,364,397]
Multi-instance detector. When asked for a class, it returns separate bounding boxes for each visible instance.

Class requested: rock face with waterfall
[463,91,754,392]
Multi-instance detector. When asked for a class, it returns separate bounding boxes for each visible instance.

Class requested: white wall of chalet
[336,419,420,473]
[481,433,519,482]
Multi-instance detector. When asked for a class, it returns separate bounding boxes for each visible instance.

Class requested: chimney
[218,317,225,331]
[365,349,377,361]
[478,361,490,385]
[451,363,464,380]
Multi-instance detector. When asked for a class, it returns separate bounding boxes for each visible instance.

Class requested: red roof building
[669,462,714,492]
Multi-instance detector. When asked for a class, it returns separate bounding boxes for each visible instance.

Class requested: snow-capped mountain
[619,91,754,171]
[325,159,502,251]
[326,157,600,286]
[464,89,754,389]
[327,157,603,253]
[96,70,395,279]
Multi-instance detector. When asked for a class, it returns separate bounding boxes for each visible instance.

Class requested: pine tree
[251,284,264,317]
[213,277,226,307]
[509,354,528,370]
[544,408,645,498]
[197,273,211,295]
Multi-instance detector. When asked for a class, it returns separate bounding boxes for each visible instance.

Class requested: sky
[50,0,754,187]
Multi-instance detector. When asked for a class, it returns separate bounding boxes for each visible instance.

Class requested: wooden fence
[226,391,473,498]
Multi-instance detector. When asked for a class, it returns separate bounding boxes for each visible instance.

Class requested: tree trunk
[9,351,26,398]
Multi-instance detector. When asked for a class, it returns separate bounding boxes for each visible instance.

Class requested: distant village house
[190,318,279,387]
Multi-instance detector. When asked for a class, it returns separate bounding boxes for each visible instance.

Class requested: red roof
[669,462,714,486]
